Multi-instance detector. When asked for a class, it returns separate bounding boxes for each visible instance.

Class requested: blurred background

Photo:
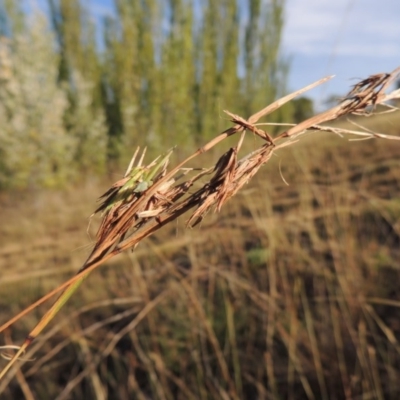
[0,1,400,399]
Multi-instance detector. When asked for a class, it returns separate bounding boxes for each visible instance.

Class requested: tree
[0,14,73,188]
[0,9,107,188]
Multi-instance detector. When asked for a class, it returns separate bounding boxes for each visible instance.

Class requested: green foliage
[100,0,289,156]
[0,0,25,35]
[0,15,73,188]
[64,72,108,174]
[0,0,293,189]
[292,96,314,122]
[0,12,107,188]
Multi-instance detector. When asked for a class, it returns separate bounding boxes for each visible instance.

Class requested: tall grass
[1,71,400,398]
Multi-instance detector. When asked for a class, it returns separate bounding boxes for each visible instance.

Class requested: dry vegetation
[1,74,400,398]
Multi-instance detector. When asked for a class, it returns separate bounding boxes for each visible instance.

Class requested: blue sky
[26,0,400,109]
[282,0,400,108]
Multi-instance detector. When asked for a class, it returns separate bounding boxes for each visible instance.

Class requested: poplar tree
[158,0,196,147]
[48,0,107,170]
[0,15,73,188]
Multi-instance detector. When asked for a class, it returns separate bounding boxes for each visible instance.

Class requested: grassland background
[1,113,400,399]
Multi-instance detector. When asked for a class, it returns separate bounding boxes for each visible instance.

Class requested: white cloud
[283,0,400,57]
[281,0,400,108]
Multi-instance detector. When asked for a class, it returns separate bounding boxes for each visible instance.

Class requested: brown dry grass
[1,71,400,398]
